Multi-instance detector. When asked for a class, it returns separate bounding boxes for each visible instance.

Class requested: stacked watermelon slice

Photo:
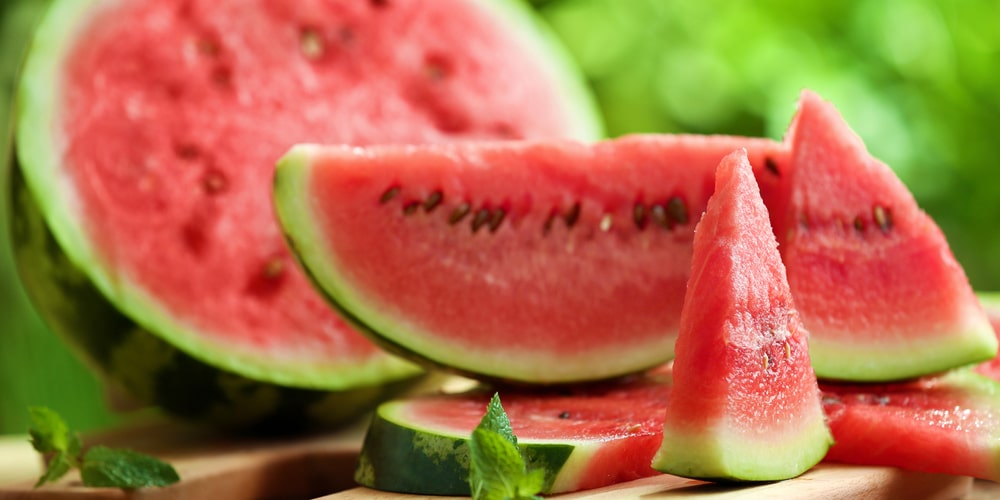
[10,0,1000,495]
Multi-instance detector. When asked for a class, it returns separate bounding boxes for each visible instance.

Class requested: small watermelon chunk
[273,135,787,384]
[778,91,996,381]
[355,369,670,496]
[821,369,1000,481]
[652,149,832,482]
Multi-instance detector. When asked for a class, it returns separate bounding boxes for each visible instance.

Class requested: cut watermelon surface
[821,369,1000,481]
[778,91,996,381]
[356,368,670,495]
[273,135,788,383]
[652,149,831,482]
[353,365,1000,495]
[13,0,602,427]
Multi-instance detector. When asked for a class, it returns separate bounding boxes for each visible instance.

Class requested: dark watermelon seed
[853,215,866,232]
[448,203,471,224]
[262,258,285,279]
[764,156,780,176]
[174,143,200,160]
[423,190,443,212]
[488,209,506,233]
[558,411,571,419]
[379,186,400,204]
[194,37,219,57]
[564,202,581,228]
[370,0,390,8]
[667,196,689,225]
[873,205,893,233]
[202,170,226,194]
[299,27,324,60]
[402,201,420,215]
[543,211,556,235]
[633,203,647,229]
[471,208,492,233]
[649,204,669,229]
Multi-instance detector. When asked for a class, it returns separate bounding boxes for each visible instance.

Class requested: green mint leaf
[28,406,82,486]
[28,406,80,455]
[468,393,543,500]
[80,446,180,489]
[34,450,74,487]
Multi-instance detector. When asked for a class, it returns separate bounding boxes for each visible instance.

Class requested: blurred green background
[1,0,998,434]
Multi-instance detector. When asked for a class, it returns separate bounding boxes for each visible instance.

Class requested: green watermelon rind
[13,0,423,391]
[273,144,675,384]
[9,161,427,430]
[355,397,614,496]
[13,0,603,398]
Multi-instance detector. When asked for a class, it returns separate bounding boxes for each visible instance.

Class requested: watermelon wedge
[273,135,788,384]
[356,368,670,496]
[777,90,996,381]
[11,0,602,429]
[652,149,831,482]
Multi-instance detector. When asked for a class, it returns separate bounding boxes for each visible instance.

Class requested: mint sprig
[468,393,545,500]
[28,406,180,489]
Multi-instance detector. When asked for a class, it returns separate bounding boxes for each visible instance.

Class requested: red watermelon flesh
[357,365,1000,494]
[821,369,1000,481]
[778,90,996,382]
[273,135,788,383]
[21,0,600,387]
[652,149,831,482]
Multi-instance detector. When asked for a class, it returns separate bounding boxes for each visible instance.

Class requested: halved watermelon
[355,368,670,496]
[273,135,788,384]
[777,90,996,381]
[12,0,602,429]
[652,149,831,481]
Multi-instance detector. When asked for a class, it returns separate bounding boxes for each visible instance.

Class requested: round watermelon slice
[652,149,831,482]
[355,368,670,496]
[273,134,787,384]
[777,90,996,382]
[11,0,602,429]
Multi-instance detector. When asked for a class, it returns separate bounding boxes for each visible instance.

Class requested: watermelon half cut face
[12,0,602,427]
[273,135,788,384]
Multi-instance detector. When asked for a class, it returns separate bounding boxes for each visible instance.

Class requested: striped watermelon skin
[10,164,421,431]
[10,0,602,430]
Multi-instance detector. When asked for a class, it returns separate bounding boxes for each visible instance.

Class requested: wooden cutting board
[0,415,986,499]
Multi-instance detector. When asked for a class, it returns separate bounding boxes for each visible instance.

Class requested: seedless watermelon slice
[652,149,831,481]
[13,0,602,427]
[273,135,787,384]
[778,90,996,381]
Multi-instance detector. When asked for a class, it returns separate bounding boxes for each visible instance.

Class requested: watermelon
[777,90,996,381]
[355,367,670,496]
[11,0,602,429]
[652,149,831,481]
[821,369,1000,480]
[973,293,1000,381]
[273,135,788,384]
[354,366,1000,495]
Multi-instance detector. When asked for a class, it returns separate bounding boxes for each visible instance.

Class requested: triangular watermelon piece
[652,149,832,481]
[779,90,996,381]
